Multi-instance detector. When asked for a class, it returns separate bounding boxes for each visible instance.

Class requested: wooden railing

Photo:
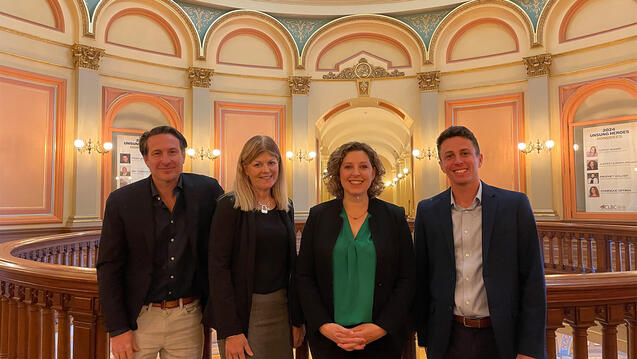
[1,223,636,359]
[537,222,637,273]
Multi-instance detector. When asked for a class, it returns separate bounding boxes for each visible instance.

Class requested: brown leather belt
[148,296,197,309]
[454,315,492,328]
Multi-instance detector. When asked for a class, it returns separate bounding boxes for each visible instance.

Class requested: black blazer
[97,174,223,333]
[203,194,302,339]
[415,182,546,359]
[296,198,416,350]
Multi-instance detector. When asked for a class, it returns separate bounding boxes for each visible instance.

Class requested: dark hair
[436,125,480,160]
[324,142,386,199]
[139,126,187,156]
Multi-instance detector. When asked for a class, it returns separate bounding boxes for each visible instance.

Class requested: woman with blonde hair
[296,141,415,359]
[204,135,304,359]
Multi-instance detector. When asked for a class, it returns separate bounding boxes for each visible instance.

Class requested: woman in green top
[296,142,416,359]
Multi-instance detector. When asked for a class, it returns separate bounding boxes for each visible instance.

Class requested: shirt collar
[150,174,183,198]
[450,181,482,209]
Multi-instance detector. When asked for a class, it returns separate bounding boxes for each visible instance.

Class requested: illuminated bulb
[412,149,420,157]
[308,151,316,159]
[212,149,221,157]
[384,182,391,187]
[573,144,580,151]
[103,142,113,151]
[517,142,527,151]
[74,139,85,148]
[393,177,398,182]
[545,140,555,149]
[397,173,403,179]
[403,168,409,174]
[323,169,328,174]
[186,148,196,157]
[286,151,294,159]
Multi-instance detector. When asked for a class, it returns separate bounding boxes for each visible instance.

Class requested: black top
[145,175,198,303]
[253,210,289,294]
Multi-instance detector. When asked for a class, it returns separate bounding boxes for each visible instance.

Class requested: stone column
[188,67,215,176]
[288,76,313,219]
[68,44,104,227]
[523,53,557,218]
[415,71,442,201]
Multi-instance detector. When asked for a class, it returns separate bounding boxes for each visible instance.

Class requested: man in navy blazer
[414,126,546,359]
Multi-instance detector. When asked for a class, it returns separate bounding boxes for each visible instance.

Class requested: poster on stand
[583,122,637,212]
[116,135,150,189]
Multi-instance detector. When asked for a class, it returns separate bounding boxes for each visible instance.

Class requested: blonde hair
[233,135,289,212]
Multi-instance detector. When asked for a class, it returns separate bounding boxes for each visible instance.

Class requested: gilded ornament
[357,79,370,97]
[288,76,311,95]
[523,53,552,77]
[71,44,104,70]
[323,58,404,80]
[417,71,440,92]
[188,67,214,88]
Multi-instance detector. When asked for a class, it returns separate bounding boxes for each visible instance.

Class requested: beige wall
[1,0,636,229]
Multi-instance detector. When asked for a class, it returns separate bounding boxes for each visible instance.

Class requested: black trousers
[443,321,501,359]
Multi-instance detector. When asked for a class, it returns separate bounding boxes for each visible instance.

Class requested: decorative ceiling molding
[322,58,405,80]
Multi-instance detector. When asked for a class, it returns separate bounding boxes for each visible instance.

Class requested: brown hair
[324,142,385,199]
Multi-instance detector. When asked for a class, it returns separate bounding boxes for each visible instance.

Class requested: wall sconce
[74,138,112,155]
[384,168,409,187]
[186,147,220,161]
[286,149,316,162]
[517,139,554,154]
[412,147,437,160]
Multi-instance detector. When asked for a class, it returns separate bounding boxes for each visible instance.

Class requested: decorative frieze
[523,53,552,78]
[71,44,104,70]
[187,67,214,88]
[417,71,440,92]
[323,58,404,80]
[288,76,311,95]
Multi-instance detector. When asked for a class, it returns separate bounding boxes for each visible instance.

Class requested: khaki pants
[131,300,204,359]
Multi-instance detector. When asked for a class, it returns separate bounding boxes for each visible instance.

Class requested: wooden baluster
[565,306,596,359]
[16,286,27,359]
[0,281,8,359]
[558,234,565,269]
[38,291,55,359]
[95,313,108,359]
[627,241,635,271]
[543,235,550,268]
[546,308,565,359]
[53,293,70,359]
[549,235,556,269]
[90,241,99,268]
[82,242,89,268]
[73,243,81,267]
[589,236,598,272]
[69,296,97,358]
[599,304,624,359]
[6,284,18,359]
[25,288,40,359]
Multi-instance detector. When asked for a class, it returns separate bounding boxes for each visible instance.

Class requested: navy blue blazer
[97,174,223,333]
[414,182,546,359]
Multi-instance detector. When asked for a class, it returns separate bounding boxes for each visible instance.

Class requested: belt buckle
[160,300,167,310]
[463,316,470,327]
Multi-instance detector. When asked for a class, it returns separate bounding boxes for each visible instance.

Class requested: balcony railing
[0,222,636,359]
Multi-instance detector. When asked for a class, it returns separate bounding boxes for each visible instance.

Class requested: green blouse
[332,208,376,326]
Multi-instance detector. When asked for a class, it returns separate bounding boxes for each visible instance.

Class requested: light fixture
[286,149,316,162]
[74,138,112,155]
[402,168,409,175]
[573,144,580,151]
[187,147,220,161]
[518,139,554,154]
[412,147,437,160]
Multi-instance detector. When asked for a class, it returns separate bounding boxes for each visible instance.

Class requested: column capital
[71,44,104,70]
[288,76,311,95]
[523,53,552,78]
[188,67,214,88]
[417,71,440,92]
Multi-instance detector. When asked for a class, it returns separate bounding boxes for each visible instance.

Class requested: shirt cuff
[110,328,130,337]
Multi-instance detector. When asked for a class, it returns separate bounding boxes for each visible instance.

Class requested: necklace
[346,208,368,220]
[256,199,272,214]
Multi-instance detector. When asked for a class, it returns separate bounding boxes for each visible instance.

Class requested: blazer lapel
[138,177,156,256]
[435,189,455,259]
[481,182,497,262]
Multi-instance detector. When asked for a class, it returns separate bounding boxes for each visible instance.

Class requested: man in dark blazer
[414,126,546,359]
[97,126,223,359]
